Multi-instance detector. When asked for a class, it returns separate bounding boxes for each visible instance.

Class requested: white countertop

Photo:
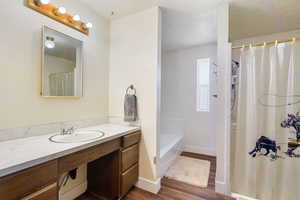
[0,124,140,178]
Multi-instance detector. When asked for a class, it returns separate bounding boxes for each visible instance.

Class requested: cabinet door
[121,164,139,197]
[121,144,139,172]
[0,160,58,200]
[21,183,57,200]
[122,132,141,149]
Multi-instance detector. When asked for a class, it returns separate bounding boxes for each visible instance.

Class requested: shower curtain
[232,41,300,200]
[49,72,74,96]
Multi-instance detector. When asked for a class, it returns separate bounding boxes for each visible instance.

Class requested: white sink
[49,130,105,143]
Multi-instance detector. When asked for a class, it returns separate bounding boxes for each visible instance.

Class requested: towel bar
[126,85,136,95]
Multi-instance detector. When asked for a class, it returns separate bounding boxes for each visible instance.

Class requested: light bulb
[55,7,66,15]
[35,0,50,5]
[45,40,55,49]
[45,37,55,49]
[84,22,93,29]
[72,15,80,22]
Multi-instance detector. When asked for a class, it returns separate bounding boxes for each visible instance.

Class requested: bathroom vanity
[0,125,141,200]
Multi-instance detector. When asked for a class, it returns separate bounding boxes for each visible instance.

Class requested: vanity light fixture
[27,0,92,35]
[35,0,50,6]
[45,36,55,49]
[55,7,66,15]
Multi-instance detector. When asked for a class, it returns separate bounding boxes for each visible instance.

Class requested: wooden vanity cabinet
[0,131,141,200]
[0,160,58,200]
[85,131,141,199]
[120,132,141,197]
[58,138,122,174]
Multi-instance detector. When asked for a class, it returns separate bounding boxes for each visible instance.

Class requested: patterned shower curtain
[232,41,300,200]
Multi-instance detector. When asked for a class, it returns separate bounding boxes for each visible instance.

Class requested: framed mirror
[42,26,83,98]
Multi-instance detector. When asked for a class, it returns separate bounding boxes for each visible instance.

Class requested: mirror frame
[41,26,84,99]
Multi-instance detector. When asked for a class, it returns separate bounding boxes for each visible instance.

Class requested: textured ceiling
[229,0,300,40]
[79,0,158,19]
[79,0,220,20]
[79,0,221,51]
[78,0,300,48]
[162,8,217,51]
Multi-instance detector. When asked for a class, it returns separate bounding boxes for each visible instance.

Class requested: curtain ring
[241,45,245,51]
[263,42,267,47]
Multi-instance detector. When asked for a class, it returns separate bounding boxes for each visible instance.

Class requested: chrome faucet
[61,127,75,135]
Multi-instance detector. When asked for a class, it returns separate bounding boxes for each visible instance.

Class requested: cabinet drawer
[121,164,138,197]
[0,160,58,200]
[58,138,121,174]
[122,132,141,148]
[121,144,139,172]
[21,183,57,200]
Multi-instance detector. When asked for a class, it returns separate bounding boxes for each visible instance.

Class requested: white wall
[0,1,110,199]
[162,44,217,156]
[216,1,231,195]
[109,7,161,187]
[0,0,110,130]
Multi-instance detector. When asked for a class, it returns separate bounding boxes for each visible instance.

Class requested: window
[196,58,210,112]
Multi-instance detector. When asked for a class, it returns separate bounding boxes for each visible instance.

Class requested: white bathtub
[157,118,184,178]
[160,134,183,158]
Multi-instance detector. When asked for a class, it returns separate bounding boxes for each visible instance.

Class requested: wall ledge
[184,145,216,156]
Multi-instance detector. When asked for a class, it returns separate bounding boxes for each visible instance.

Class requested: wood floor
[76,152,235,200]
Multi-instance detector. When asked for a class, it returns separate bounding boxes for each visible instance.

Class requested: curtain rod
[232,37,299,49]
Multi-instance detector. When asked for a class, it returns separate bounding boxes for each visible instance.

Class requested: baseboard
[184,145,216,156]
[231,193,259,200]
[215,180,227,194]
[135,177,161,194]
[59,181,87,200]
